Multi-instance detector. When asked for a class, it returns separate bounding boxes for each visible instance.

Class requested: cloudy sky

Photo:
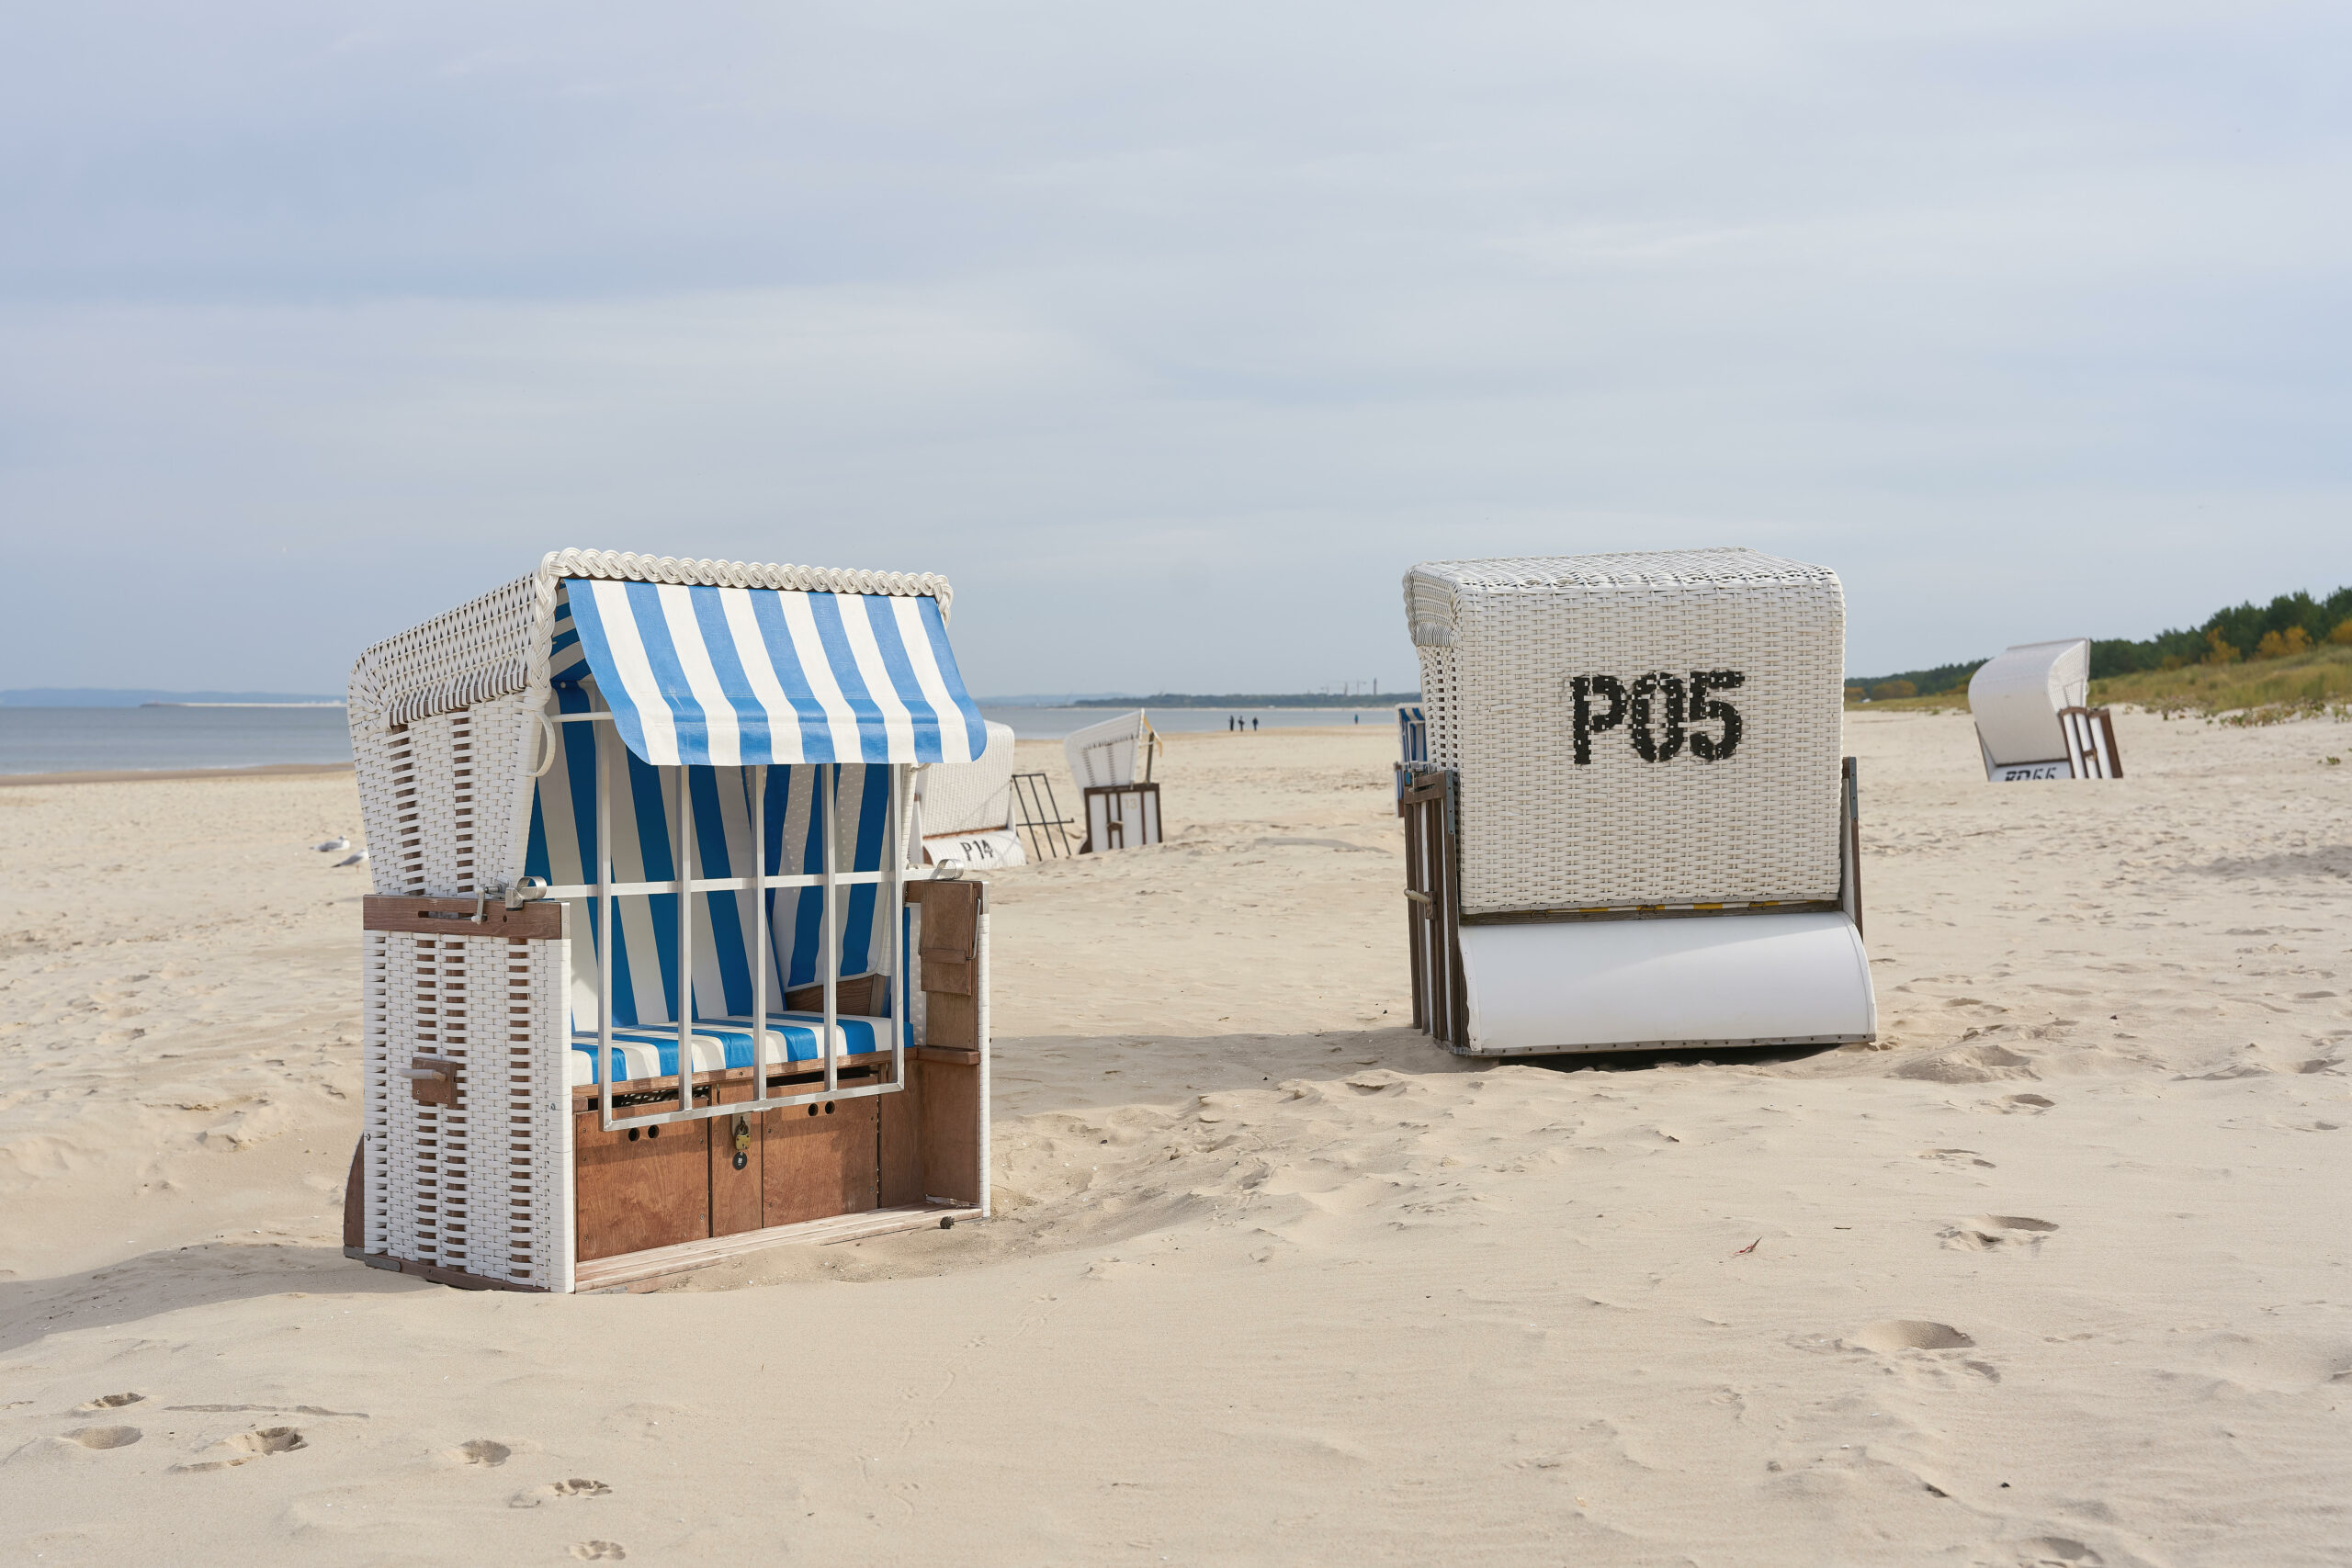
[3,1,2346,696]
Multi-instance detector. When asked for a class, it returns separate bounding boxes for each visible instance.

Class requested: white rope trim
[346,548,958,737]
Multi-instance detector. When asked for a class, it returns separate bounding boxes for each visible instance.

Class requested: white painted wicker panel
[379,932,423,1261]
[1405,549,1845,914]
[974,912,991,1220]
[530,932,575,1293]
[361,931,393,1257]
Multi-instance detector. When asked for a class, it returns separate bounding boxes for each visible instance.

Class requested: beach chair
[915,719,1026,868]
[1395,704,1427,804]
[1967,638,2122,781]
[1397,548,1875,1055]
[1063,709,1162,852]
[340,549,993,1292]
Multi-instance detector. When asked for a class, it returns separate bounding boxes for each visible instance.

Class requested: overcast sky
[3,1,2346,696]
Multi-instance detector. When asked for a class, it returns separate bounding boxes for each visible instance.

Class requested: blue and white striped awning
[560,579,987,767]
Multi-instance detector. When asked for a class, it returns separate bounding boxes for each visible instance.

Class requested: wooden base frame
[1400,759,1870,1055]
[351,878,990,1293]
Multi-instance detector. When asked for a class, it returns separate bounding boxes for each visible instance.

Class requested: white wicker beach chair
[1397,547,1875,1055]
[1062,709,1161,852]
[341,550,994,1292]
[1967,638,2121,781]
[915,719,1025,867]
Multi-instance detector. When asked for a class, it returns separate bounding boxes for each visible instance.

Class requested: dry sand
[0,712,2347,1565]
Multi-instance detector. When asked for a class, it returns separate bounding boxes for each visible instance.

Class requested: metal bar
[750,762,768,1117]
[537,871,885,900]
[821,765,839,1097]
[673,764,695,1126]
[597,715,616,1133]
[555,711,619,724]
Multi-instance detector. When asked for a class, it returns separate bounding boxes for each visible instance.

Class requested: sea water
[0,706,355,775]
[0,704,1395,775]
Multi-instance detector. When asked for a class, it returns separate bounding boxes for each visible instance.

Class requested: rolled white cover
[1967,638,2090,770]
[1459,910,1874,1053]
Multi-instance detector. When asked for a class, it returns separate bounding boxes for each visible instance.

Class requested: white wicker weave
[1403,548,1846,915]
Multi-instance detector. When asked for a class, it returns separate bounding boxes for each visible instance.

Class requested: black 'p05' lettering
[1686,670,1744,761]
[1570,675,1626,765]
[1567,668,1745,764]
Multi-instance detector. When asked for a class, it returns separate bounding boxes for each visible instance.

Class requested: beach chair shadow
[0,1241,421,1357]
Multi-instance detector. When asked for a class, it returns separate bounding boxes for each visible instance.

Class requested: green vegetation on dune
[1848,584,2352,716]
[2092,644,2352,724]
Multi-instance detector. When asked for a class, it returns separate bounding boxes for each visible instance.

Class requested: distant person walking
[1251,716,1259,731]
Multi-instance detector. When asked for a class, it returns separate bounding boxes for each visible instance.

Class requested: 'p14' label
[1569,671,1744,764]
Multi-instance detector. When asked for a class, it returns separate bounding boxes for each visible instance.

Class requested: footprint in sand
[512,1478,613,1507]
[1852,1319,1974,1352]
[75,1393,144,1413]
[173,1427,305,1472]
[571,1543,627,1562]
[446,1438,511,1467]
[1942,1215,2060,1251]
[1996,1093,2055,1113]
[2014,1536,2102,1565]
[60,1426,141,1450]
[1916,1148,1996,1168]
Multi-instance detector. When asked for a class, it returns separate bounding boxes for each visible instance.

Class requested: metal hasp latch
[731,1117,752,1171]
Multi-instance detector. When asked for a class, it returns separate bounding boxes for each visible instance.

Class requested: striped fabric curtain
[525,682,895,1033]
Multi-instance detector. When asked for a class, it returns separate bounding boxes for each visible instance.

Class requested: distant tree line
[1848,585,2352,700]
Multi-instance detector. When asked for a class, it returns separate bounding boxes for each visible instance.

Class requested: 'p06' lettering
[1569,671,1744,765]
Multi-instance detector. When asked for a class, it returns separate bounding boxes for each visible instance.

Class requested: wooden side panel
[343,1137,365,1251]
[918,1058,983,1205]
[763,1100,879,1227]
[912,881,978,998]
[574,1110,709,1262]
[707,1083,763,1238]
[878,1072,926,1209]
[925,991,979,1049]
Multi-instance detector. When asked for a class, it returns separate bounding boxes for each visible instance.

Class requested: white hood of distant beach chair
[1968,638,2090,771]
[1459,911,1874,1054]
[1064,710,1150,789]
[918,719,1017,837]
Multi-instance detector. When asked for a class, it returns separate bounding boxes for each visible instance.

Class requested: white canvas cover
[918,720,1018,837]
[1968,639,2090,775]
[1064,710,1154,790]
[1458,911,1873,1053]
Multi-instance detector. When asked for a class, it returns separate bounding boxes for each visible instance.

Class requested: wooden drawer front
[575,1111,709,1262]
[708,1084,763,1239]
[763,1099,879,1227]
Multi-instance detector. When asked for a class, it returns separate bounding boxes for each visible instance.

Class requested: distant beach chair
[1396,703,1426,801]
[1396,548,1875,1055]
[340,549,993,1293]
[915,719,1027,869]
[1063,708,1162,852]
[1967,638,2122,781]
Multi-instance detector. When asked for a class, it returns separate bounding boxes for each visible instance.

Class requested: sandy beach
[1,711,2346,1565]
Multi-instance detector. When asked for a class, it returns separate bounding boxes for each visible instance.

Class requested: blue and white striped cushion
[567,1012,888,1087]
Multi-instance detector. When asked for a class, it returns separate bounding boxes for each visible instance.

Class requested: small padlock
[731,1117,751,1171]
